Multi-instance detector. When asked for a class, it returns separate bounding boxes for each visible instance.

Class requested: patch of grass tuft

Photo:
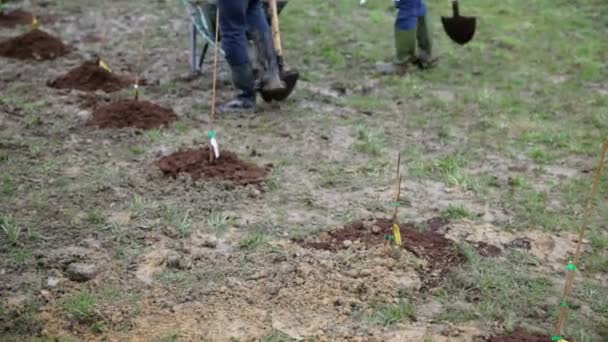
[441,205,472,220]
[355,125,384,156]
[1,214,22,245]
[207,210,234,235]
[239,231,267,249]
[63,290,97,323]
[365,300,416,327]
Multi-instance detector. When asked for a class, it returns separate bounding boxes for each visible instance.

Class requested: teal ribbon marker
[391,202,401,207]
[566,262,576,271]
[551,336,563,342]
[561,300,568,308]
[208,130,219,159]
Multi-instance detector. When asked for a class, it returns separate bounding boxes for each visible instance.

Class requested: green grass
[440,204,473,220]
[261,330,298,342]
[1,214,22,245]
[438,250,555,331]
[364,300,416,327]
[206,210,234,235]
[354,125,384,156]
[63,290,97,323]
[239,231,267,249]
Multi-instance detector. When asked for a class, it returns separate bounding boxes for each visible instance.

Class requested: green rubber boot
[377,28,417,75]
[415,15,438,69]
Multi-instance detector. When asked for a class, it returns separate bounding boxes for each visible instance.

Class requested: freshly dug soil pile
[87,100,177,130]
[0,29,70,60]
[0,10,33,28]
[489,329,550,342]
[156,147,270,185]
[48,60,132,92]
[476,241,502,257]
[298,217,466,286]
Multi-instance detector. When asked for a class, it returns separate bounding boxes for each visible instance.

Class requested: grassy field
[1,0,607,340]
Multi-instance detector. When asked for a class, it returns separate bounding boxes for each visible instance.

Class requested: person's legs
[246,0,284,91]
[377,2,417,75]
[415,15,438,69]
[217,0,255,113]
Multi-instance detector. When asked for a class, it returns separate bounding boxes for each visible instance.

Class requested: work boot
[376,28,417,75]
[415,16,438,69]
[250,30,285,92]
[218,63,256,114]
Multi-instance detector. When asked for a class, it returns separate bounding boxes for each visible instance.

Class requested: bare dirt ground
[1,0,607,341]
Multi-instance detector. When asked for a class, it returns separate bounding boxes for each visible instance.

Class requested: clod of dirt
[156,147,270,185]
[0,29,70,60]
[87,100,178,130]
[489,329,550,342]
[48,60,132,93]
[475,241,502,257]
[298,218,466,287]
[0,10,33,28]
[65,262,97,282]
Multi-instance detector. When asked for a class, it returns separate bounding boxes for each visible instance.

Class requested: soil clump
[0,10,33,28]
[298,217,466,287]
[48,60,132,92]
[0,29,70,60]
[156,147,270,185]
[87,100,177,130]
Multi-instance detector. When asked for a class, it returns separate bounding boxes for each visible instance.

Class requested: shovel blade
[260,69,299,102]
[441,16,476,45]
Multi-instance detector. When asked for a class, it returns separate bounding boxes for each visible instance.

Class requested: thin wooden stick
[208,10,220,163]
[30,0,38,30]
[133,22,148,101]
[392,152,403,245]
[553,136,608,338]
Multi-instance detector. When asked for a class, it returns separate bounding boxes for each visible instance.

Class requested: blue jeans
[218,0,270,67]
[395,0,427,30]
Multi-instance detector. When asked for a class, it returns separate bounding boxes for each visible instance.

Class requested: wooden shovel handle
[269,0,282,56]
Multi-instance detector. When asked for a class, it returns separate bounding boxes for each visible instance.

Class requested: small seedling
[30,0,39,30]
[133,23,149,101]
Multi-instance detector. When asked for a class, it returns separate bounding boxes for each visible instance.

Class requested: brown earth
[86,99,178,130]
[298,217,466,287]
[0,9,33,28]
[156,146,271,185]
[489,329,551,342]
[0,29,70,60]
[48,60,132,93]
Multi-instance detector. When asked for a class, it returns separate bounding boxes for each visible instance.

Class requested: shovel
[260,0,299,103]
[441,0,476,45]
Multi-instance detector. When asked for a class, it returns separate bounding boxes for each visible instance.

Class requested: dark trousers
[218,0,270,67]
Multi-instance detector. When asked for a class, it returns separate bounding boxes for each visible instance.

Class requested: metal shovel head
[441,15,476,45]
[260,69,299,102]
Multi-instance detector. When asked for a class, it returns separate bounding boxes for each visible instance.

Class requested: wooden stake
[133,22,148,101]
[208,10,221,163]
[553,136,608,339]
[30,0,39,30]
[392,152,403,246]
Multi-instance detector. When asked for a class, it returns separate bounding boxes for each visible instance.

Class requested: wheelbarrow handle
[269,0,283,57]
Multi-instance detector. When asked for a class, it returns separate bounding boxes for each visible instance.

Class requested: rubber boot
[415,15,438,69]
[377,28,417,75]
[250,30,285,92]
[218,63,256,114]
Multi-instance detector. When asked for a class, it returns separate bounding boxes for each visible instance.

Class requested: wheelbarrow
[180,0,288,75]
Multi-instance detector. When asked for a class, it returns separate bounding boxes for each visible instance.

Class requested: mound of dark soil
[87,100,177,130]
[48,60,132,93]
[0,29,70,60]
[298,217,466,287]
[489,329,550,342]
[0,9,33,28]
[156,147,270,185]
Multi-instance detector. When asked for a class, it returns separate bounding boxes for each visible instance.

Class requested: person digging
[377,0,438,75]
[216,0,285,113]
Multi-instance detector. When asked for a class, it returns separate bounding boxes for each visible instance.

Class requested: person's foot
[217,97,255,114]
[415,51,439,69]
[376,61,413,76]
